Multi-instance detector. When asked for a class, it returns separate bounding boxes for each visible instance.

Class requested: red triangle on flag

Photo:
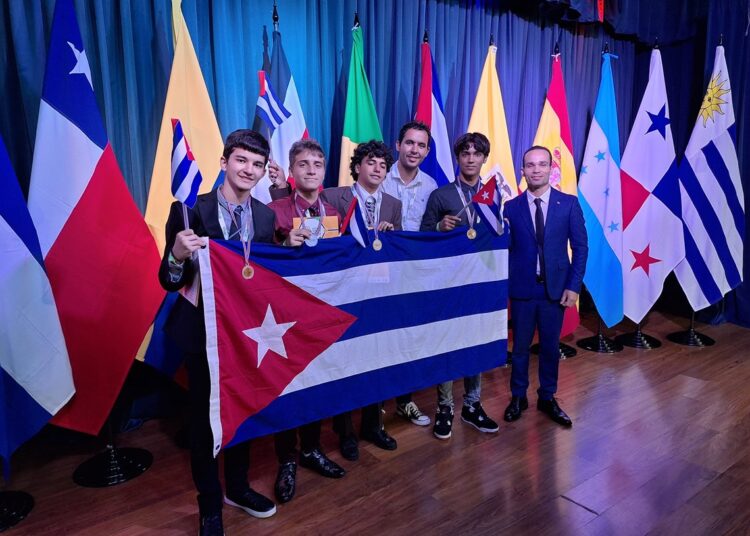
[473,176,498,205]
[620,169,651,230]
[208,242,356,447]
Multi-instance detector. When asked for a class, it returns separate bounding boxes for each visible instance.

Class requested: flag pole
[576,314,623,353]
[666,311,716,347]
[614,320,662,349]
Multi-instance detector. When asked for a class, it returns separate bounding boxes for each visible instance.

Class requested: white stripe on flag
[715,132,744,210]
[171,138,187,177]
[282,309,507,395]
[174,163,200,203]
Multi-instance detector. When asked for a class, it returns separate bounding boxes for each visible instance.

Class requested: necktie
[308,203,319,217]
[534,198,546,281]
[365,196,376,227]
[228,205,243,240]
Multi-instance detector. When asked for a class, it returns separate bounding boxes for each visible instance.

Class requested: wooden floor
[5,312,750,536]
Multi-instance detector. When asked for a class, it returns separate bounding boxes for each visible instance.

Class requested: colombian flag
[338,22,382,187]
[532,53,580,336]
[467,45,517,194]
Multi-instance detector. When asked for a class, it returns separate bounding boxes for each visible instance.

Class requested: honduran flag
[253,27,310,203]
[198,229,508,452]
[171,118,203,208]
[414,37,454,186]
[27,0,164,435]
[472,176,504,235]
[1,134,74,466]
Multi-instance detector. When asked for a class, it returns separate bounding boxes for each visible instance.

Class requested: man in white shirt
[381,121,438,427]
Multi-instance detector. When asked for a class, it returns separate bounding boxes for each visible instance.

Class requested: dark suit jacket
[504,187,588,301]
[158,189,276,353]
[420,181,477,231]
[321,186,403,231]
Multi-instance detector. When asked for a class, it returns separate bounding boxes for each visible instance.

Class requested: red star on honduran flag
[201,241,356,454]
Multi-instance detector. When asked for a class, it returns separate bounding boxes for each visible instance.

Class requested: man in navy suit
[502,146,587,427]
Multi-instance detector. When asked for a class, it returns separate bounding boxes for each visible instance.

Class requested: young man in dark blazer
[502,145,588,427]
[420,132,500,440]
[159,130,277,536]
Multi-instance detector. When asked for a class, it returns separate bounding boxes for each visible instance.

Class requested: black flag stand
[0,490,34,531]
[577,317,623,353]
[615,321,662,349]
[666,311,716,346]
[530,341,578,360]
[72,419,152,488]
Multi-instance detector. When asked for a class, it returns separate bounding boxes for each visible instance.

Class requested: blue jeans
[436,374,481,410]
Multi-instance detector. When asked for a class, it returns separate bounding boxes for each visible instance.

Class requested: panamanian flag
[1,134,75,466]
[26,0,164,434]
[198,230,508,453]
[414,38,454,186]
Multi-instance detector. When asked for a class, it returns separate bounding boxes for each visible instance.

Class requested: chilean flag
[415,39,454,186]
[27,0,164,435]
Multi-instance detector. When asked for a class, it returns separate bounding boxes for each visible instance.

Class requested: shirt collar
[527,186,552,205]
[217,186,251,211]
[389,162,423,187]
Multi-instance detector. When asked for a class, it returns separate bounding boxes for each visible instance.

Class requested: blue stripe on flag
[702,141,745,240]
[682,224,724,306]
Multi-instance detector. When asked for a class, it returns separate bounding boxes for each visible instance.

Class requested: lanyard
[454,180,477,226]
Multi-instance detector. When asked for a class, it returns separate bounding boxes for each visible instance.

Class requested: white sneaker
[396,401,431,426]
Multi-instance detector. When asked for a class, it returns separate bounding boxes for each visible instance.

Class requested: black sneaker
[433,405,453,440]
[199,511,224,536]
[224,488,277,519]
[461,401,499,433]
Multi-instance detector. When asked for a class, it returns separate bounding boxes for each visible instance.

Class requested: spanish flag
[532,53,580,337]
[467,44,517,195]
[144,0,223,255]
[338,21,382,187]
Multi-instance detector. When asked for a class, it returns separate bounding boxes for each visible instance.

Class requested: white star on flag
[67,41,92,88]
[481,191,490,201]
[243,304,296,367]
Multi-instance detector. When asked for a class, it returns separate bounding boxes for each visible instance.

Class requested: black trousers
[274,421,322,463]
[186,350,251,515]
[332,403,382,437]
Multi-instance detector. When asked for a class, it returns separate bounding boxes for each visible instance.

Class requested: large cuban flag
[414,38,454,186]
[620,49,684,323]
[578,52,624,328]
[27,0,164,434]
[674,45,744,311]
[1,135,75,465]
[198,230,508,453]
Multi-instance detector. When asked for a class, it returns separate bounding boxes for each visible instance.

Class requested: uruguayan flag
[674,45,744,311]
[578,53,624,327]
[255,71,291,135]
[170,118,203,208]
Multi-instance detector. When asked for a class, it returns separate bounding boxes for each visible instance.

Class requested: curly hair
[349,140,395,181]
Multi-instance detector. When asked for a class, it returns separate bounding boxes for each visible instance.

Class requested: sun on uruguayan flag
[256,71,291,136]
[170,118,203,208]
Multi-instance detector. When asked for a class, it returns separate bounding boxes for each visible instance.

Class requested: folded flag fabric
[472,176,504,236]
[339,197,370,248]
[198,229,508,453]
[255,71,292,136]
[170,118,203,208]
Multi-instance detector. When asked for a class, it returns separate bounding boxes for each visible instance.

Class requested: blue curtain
[1,0,748,324]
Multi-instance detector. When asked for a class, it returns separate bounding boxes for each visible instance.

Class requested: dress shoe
[339,434,359,461]
[199,511,224,536]
[361,428,398,450]
[503,396,528,422]
[537,397,572,427]
[300,448,346,478]
[274,461,297,504]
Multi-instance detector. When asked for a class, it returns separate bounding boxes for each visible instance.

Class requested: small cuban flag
[256,71,292,135]
[340,197,370,248]
[170,118,203,208]
[472,176,504,236]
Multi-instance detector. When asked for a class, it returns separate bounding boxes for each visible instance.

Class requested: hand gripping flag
[472,176,503,235]
[577,52,624,328]
[252,27,309,203]
[674,45,744,311]
[1,134,74,466]
[620,49,684,323]
[467,45,518,196]
[414,37,454,186]
[27,0,164,434]
[198,230,508,453]
[171,119,203,208]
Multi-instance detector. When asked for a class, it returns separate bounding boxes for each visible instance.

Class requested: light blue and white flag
[674,45,744,311]
[578,52,623,327]
[1,134,74,465]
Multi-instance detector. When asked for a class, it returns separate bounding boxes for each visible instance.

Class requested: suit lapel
[198,189,223,238]
[518,191,536,241]
[544,188,562,241]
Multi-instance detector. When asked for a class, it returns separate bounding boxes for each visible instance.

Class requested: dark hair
[453,132,490,158]
[289,138,325,168]
[397,120,431,145]
[349,140,395,181]
[522,145,552,166]
[222,129,270,162]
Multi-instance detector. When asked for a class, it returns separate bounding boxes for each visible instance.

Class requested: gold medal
[242,264,254,279]
[467,228,477,240]
[372,238,383,251]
